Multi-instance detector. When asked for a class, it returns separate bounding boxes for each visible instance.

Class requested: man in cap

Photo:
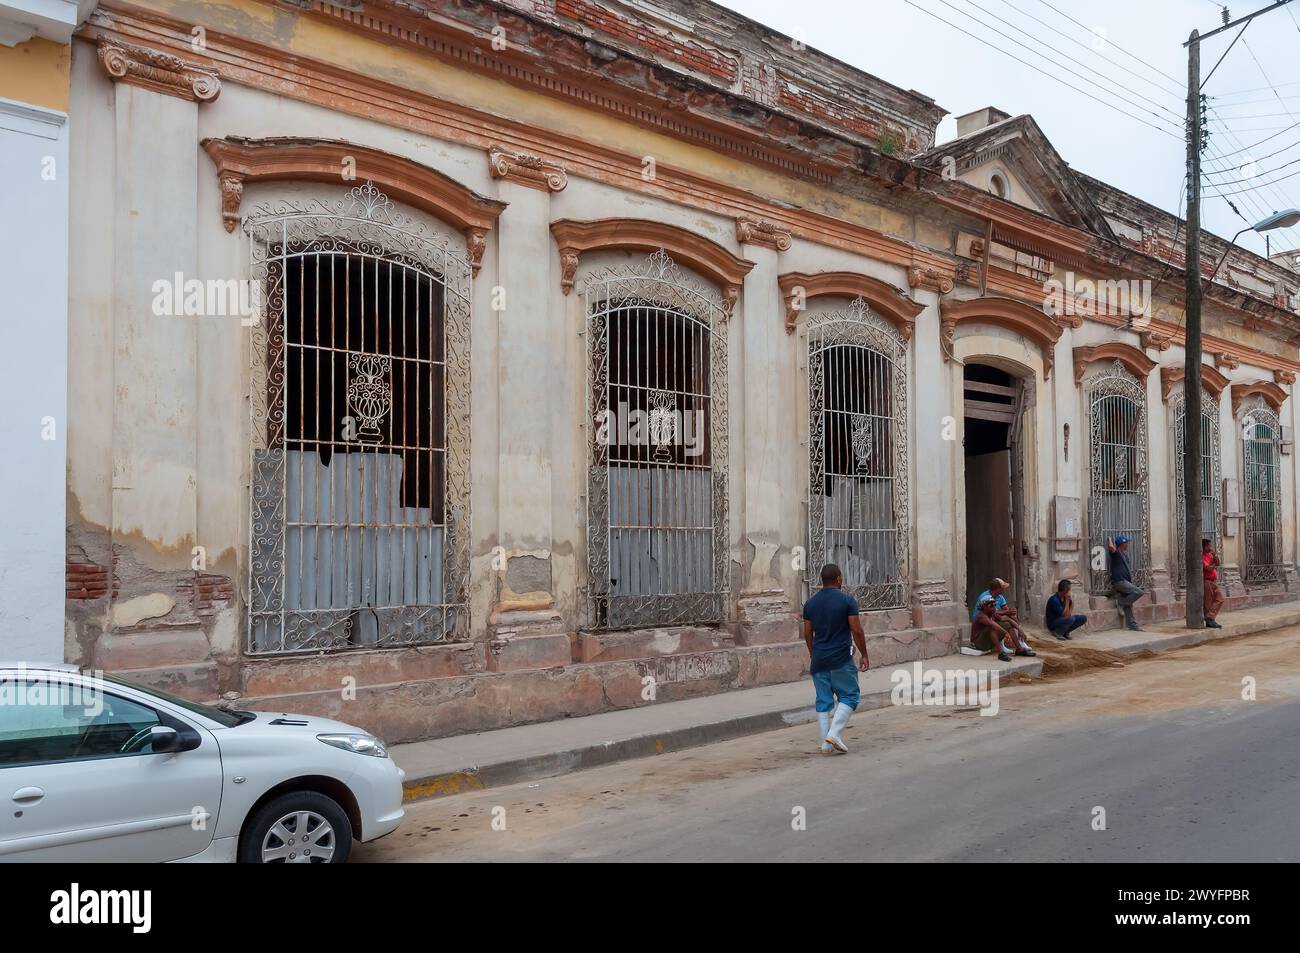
[970,577,1036,657]
[1107,534,1145,631]
[970,596,1014,662]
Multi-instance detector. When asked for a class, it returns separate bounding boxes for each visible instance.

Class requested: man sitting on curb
[1107,534,1145,631]
[970,597,1014,662]
[971,577,1036,658]
[1045,578,1088,640]
[801,563,870,754]
[1203,538,1224,629]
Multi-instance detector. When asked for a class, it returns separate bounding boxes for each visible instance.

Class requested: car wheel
[238,791,353,864]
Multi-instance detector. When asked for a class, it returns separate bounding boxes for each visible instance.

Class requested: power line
[1202,152,1300,183]
[994,0,1184,99]
[899,0,1184,138]
[926,0,1185,130]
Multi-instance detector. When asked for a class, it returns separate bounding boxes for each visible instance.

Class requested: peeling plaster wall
[60,0,1300,711]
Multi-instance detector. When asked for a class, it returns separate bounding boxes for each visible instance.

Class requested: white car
[0,664,404,862]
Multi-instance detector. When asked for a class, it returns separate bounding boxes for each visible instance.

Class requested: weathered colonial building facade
[59,0,1300,741]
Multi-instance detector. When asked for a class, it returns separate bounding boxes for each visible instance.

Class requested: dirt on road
[356,625,1300,862]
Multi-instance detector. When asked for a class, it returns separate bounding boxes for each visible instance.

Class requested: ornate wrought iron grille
[243,182,471,654]
[1173,389,1222,589]
[583,250,729,630]
[1241,400,1283,585]
[803,299,909,609]
[1086,362,1151,592]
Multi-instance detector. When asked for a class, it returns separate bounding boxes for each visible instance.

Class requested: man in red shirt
[1202,538,1224,629]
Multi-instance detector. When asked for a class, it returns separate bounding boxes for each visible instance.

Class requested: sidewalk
[392,600,1300,801]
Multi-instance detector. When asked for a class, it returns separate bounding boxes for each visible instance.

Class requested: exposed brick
[556,0,739,83]
[66,559,117,600]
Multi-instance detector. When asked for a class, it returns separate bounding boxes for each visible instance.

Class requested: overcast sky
[718,0,1300,257]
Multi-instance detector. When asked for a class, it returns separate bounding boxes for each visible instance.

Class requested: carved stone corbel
[1140,329,1173,352]
[219,174,244,233]
[487,146,568,192]
[558,247,580,295]
[735,216,791,251]
[1274,368,1296,386]
[1215,351,1241,371]
[465,228,488,277]
[96,38,221,103]
[908,265,955,295]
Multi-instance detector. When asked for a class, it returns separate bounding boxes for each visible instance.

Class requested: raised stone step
[576,626,735,663]
[95,627,212,671]
[107,661,220,701]
[241,641,485,697]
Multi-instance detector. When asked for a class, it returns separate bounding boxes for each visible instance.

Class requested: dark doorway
[962,363,1025,614]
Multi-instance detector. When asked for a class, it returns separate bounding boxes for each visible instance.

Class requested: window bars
[584,250,729,630]
[1087,361,1151,592]
[1241,401,1283,586]
[803,299,909,609]
[243,182,471,654]
[1173,389,1222,589]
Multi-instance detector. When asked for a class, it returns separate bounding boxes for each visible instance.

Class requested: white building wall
[0,97,68,662]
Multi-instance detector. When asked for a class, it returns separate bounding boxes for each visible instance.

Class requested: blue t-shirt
[802,587,860,674]
[1045,592,1066,628]
[1110,549,1133,584]
[971,590,1007,622]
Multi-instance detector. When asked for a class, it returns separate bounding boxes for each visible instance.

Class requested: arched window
[1172,388,1222,588]
[584,249,729,629]
[803,298,908,608]
[1241,401,1283,585]
[245,182,471,653]
[1086,361,1150,593]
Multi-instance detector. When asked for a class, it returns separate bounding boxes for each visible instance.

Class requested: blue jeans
[812,659,860,712]
[1050,614,1087,637]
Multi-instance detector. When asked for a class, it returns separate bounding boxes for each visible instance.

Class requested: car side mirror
[149,726,181,753]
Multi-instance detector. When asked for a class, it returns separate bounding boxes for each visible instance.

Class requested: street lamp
[1206,209,1300,286]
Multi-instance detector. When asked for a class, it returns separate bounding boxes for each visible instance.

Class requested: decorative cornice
[487,145,568,192]
[1159,364,1231,402]
[1139,329,1173,352]
[1215,351,1241,371]
[77,3,1300,356]
[940,296,1063,379]
[1072,343,1156,385]
[200,137,505,274]
[777,271,923,338]
[735,216,792,251]
[1231,380,1288,416]
[96,38,220,103]
[550,218,754,307]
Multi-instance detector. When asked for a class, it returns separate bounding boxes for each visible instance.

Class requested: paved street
[359,627,1300,862]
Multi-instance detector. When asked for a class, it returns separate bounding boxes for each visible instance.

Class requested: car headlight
[317,732,390,758]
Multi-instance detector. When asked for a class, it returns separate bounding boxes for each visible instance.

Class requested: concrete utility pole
[1184,29,1204,629]
[1183,1,1295,628]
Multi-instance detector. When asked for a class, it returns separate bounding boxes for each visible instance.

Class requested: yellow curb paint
[403,771,485,802]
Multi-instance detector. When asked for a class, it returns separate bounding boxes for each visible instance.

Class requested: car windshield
[101,673,255,728]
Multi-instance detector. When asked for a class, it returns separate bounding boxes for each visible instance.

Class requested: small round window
[990,173,1008,198]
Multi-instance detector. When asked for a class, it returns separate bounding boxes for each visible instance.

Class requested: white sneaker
[824,702,853,753]
[818,711,832,752]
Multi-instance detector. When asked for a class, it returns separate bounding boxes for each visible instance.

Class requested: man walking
[801,563,869,754]
[1045,578,1087,640]
[1203,538,1224,629]
[1107,534,1144,631]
